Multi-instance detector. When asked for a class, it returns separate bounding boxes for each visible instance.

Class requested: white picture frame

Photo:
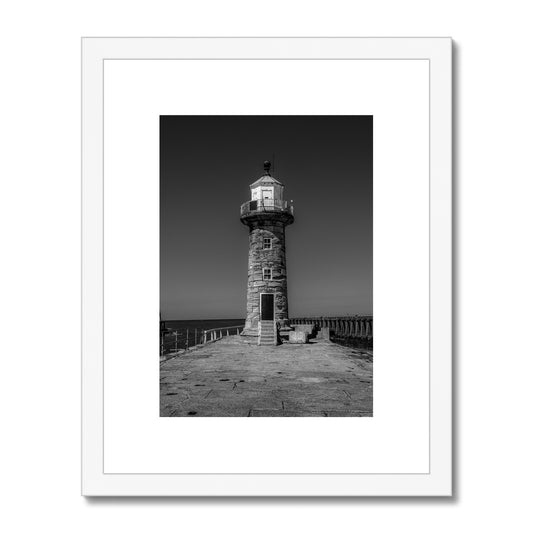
[82,37,452,496]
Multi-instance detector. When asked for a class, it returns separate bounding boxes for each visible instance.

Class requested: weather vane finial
[263,160,271,175]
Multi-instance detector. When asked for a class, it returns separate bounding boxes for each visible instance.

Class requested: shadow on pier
[160,334,373,417]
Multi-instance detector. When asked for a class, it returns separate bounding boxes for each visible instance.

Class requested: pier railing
[290,316,373,348]
[160,324,245,360]
[201,325,245,345]
[160,316,372,360]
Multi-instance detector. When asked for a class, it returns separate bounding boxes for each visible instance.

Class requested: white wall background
[0,1,532,531]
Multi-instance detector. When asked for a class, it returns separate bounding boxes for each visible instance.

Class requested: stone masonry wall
[243,217,289,335]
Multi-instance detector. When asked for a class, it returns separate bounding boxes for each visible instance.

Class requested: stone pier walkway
[160,336,372,417]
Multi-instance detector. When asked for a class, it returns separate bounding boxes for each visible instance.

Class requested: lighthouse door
[260,293,274,321]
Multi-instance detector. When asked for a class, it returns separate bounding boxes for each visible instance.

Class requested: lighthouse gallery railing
[240,199,294,216]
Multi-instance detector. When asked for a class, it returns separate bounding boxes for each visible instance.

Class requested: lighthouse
[240,161,294,345]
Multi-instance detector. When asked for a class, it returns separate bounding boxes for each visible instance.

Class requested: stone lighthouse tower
[240,161,294,345]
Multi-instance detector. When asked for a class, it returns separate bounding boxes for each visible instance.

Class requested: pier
[160,335,372,417]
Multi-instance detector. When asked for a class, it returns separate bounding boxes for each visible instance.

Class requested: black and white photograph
[159,115,373,417]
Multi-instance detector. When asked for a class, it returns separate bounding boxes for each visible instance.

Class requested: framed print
[82,37,452,496]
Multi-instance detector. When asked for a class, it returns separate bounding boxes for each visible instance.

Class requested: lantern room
[249,161,284,205]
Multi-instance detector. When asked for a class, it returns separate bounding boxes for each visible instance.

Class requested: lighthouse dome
[249,173,283,188]
[249,160,283,188]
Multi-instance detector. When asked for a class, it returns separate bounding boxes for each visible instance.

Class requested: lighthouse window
[263,238,272,250]
[263,268,272,281]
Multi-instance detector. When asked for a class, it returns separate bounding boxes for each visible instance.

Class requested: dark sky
[160,115,372,320]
